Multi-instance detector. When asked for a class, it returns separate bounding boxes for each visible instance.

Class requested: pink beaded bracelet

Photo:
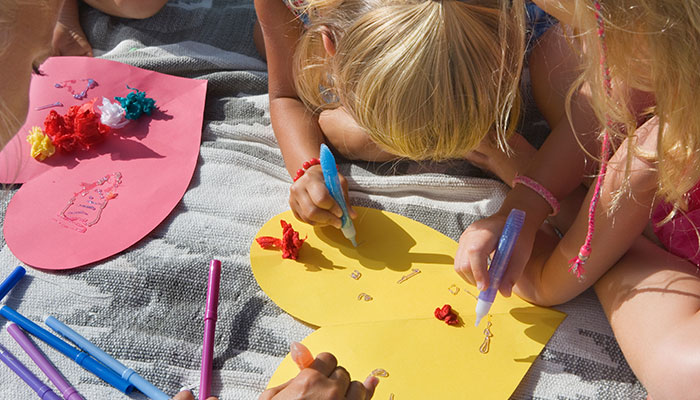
[512,175,560,216]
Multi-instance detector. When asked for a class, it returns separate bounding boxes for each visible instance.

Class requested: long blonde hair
[0,0,50,143]
[294,0,526,160]
[571,0,700,211]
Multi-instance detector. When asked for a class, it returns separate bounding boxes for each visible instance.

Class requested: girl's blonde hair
[571,0,700,211]
[0,0,48,144]
[293,0,526,160]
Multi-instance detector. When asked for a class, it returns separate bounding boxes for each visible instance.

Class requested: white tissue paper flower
[97,97,130,129]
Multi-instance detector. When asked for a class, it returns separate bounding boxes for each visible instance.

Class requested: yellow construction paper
[267,316,562,399]
[251,207,566,397]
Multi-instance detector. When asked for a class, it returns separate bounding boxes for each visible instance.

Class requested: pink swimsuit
[651,182,700,266]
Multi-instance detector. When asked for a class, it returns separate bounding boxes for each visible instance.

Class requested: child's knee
[87,0,168,19]
[117,0,168,19]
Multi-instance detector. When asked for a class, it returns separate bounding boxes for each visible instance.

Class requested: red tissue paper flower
[255,220,306,260]
[44,101,111,153]
[434,304,459,326]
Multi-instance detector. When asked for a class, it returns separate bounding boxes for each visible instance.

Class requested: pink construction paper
[3,57,207,270]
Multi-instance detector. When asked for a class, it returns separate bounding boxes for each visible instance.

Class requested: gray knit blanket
[0,0,646,398]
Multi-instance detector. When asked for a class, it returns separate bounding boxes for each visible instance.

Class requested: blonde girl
[457,1,700,397]
[254,0,592,229]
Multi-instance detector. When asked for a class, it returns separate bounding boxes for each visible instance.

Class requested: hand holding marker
[475,209,526,326]
[319,144,357,246]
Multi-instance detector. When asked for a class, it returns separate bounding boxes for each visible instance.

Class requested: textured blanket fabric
[0,0,646,398]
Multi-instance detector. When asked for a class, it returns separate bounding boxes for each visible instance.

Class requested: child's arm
[515,116,659,305]
[531,0,577,27]
[455,26,599,295]
[255,0,352,228]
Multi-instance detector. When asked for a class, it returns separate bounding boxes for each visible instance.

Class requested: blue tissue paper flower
[115,86,156,120]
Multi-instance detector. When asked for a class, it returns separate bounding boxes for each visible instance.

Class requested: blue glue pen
[474,209,526,326]
[319,144,357,247]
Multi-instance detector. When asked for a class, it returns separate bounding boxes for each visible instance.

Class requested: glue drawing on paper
[448,284,460,295]
[371,368,389,378]
[396,268,421,284]
[56,172,122,233]
[357,293,373,301]
[479,320,493,354]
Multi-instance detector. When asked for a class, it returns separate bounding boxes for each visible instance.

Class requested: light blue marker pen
[475,209,526,326]
[319,144,357,246]
[45,316,169,400]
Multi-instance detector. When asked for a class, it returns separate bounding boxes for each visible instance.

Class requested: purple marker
[0,343,61,400]
[8,324,83,400]
[199,259,221,400]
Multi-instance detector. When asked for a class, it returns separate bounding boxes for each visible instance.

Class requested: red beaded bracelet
[293,157,320,182]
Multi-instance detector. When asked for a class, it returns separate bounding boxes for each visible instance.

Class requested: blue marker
[45,316,169,400]
[0,266,26,301]
[475,209,526,326]
[319,144,357,246]
[0,306,134,394]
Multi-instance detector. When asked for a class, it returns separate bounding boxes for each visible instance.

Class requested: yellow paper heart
[251,207,566,398]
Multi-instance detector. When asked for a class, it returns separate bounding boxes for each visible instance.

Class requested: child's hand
[454,212,535,297]
[171,390,217,400]
[260,350,378,400]
[289,165,357,228]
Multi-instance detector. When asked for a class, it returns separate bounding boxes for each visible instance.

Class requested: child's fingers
[454,239,476,286]
[171,390,194,400]
[362,375,379,398]
[464,227,501,291]
[345,381,369,400]
[258,380,292,400]
[290,341,314,369]
[339,173,357,219]
[469,245,491,291]
[309,352,339,377]
[290,189,342,228]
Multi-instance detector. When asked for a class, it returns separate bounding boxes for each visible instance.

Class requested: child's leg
[52,0,169,57]
[594,236,700,399]
[53,0,93,56]
[83,0,169,19]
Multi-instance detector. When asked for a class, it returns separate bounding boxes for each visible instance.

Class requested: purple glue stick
[475,209,526,326]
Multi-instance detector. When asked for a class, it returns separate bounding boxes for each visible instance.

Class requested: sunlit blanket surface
[0,0,646,398]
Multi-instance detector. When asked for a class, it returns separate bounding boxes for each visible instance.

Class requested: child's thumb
[290,341,314,370]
